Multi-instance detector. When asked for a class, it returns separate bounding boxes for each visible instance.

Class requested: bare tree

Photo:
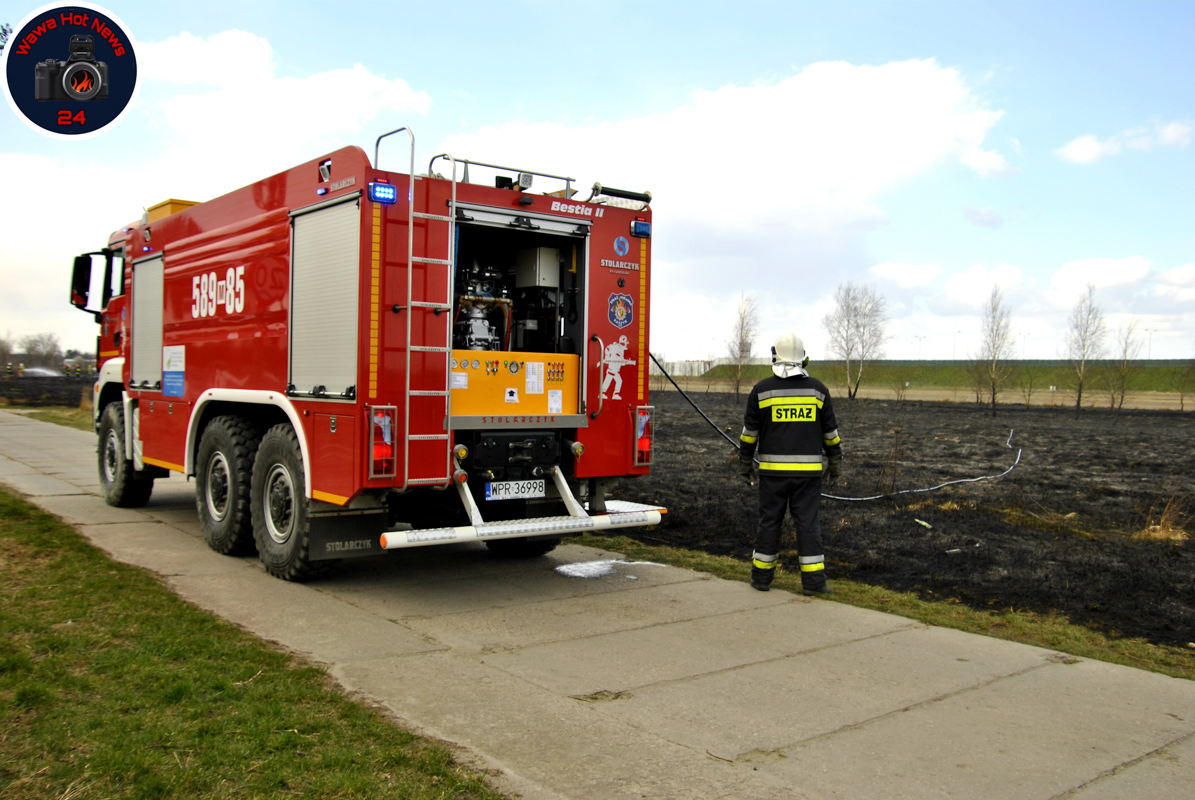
[20,332,63,369]
[0,330,12,368]
[1105,320,1142,414]
[726,293,759,399]
[703,351,719,393]
[1016,363,1039,407]
[823,282,888,399]
[1178,339,1194,412]
[0,23,12,53]
[1064,284,1106,414]
[975,286,1014,415]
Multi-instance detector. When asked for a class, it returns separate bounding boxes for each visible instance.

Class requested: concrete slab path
[2,408,1193,799]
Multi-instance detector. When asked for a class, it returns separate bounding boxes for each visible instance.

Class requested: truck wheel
[97,403,153,508]
[485,537,561,558]
[251,424,329,581]
[196,416,260,555]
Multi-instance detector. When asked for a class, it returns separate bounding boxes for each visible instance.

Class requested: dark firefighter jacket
[739,373,842,475]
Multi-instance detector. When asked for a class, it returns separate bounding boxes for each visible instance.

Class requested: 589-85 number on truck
[192,266,245,318]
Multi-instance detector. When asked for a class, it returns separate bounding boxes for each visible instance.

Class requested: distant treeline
[699,360,1194,393]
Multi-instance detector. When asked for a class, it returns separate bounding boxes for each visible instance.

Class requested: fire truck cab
[69,127,663,581]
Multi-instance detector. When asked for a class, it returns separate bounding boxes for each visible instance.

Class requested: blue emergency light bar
[630,219,651,238]
[369,181,398,204]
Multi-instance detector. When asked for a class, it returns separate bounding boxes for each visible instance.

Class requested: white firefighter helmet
[771,332,809,378]
[619,335,629,346]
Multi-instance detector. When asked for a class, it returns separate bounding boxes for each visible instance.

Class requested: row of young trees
[816,279,1191,415]
[0,332,66,369]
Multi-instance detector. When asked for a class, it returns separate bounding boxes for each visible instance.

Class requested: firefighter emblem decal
[608,293,634,330]
[600,334,636,400]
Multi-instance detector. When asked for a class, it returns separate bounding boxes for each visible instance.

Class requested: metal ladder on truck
[376,128,458,488]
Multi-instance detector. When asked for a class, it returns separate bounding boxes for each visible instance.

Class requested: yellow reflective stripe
[758,462,824,471]
[753,559,778,570]
[800,562,825,572]
[824,435,841,446]
[740,434,758,444]
[759,396,824,409]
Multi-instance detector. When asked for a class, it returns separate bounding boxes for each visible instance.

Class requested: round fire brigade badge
[609,293,634,330]
[2,3,139,139]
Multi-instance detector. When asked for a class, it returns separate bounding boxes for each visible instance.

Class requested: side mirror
[71,254,93,309]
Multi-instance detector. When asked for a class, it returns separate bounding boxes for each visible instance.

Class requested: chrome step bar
[380,501,666,550]
[379,465,665,550]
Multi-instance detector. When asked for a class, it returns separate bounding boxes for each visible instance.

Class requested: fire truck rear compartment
[451,223,586,358]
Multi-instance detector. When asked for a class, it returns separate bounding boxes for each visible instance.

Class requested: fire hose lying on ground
[648,354,1022,503]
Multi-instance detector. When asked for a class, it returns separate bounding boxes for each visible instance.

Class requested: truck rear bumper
[379,500,665,549]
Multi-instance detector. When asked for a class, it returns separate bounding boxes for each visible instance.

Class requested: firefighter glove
[738,457,756,485]
[826,453,842,487]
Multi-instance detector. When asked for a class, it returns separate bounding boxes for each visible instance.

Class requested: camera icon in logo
[34,35,109,101]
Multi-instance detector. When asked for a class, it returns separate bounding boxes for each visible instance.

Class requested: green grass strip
[576,534,1195,682]
[21,407,94,432]
[0,487,504,800]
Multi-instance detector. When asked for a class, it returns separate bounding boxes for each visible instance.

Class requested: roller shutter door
[130,255,163,389]
[289,196,361,398]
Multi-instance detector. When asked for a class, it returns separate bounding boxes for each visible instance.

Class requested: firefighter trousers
[751,474,827,590]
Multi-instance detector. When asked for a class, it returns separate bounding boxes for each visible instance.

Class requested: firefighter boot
[802,581,834,597]
[750,565,775,591]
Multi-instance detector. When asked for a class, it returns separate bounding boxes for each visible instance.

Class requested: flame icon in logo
[72,71,94,93]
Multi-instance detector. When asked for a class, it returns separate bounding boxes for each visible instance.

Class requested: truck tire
[196,416,261,555]
[485,537,561,558]
[251,424,329,581]
[97,403,154,508]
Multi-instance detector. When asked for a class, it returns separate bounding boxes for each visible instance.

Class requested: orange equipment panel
[449,350,579,416]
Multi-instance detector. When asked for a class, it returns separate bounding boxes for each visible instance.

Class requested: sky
[2,0,1193,362]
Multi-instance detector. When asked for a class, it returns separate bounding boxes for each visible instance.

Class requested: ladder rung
[413,212,452,221]
[409,434,449,441]
[407,477,450,485]
[409,301,450,310]
[410,390,448,397]
[410,346,450,353]
[412,257,452,266]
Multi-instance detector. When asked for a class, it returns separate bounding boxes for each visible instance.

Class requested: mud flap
[309,509,387,561]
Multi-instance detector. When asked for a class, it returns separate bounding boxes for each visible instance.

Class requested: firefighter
[738,333,842,595]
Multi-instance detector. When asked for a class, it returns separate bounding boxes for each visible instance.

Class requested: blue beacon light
[630,218,651,238]
[369,181,398,204]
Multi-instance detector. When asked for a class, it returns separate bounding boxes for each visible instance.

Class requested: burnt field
[617,391,1195,647]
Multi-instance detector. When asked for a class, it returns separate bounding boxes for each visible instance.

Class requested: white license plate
[485,479,545,501]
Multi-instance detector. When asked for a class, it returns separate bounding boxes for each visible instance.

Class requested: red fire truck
[69,127,664,580]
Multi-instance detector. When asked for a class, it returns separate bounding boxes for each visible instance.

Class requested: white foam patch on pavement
[555,560,666,579]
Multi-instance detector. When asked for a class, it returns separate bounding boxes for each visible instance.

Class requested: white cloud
[959,147,1017,177]
[943,263,1023,308]
[1154,263,1195,304]
[1056,120,1191,163]
[440,58,1009,240]
[437,58,1011,359]
[1055,133,1121,164]
[871,261,943,287]
[1046,256,1152,307]
[1157,121,1193,148]
[139,30,275,87]
[963,206,1004,228]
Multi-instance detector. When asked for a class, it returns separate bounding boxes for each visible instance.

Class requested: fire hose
[647,353,1022,503]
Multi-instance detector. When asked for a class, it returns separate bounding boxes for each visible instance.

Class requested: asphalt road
[2,408,1193,799]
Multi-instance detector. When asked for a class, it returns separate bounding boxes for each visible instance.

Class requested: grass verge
[576,533,1195,682]
[0,487,504,800]
[20,406,94,432]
